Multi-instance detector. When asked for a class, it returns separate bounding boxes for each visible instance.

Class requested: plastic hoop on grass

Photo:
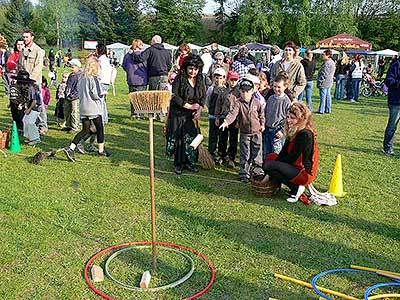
[364,282,400,300]
[84,241,216,300]
[311,268,379,300]
[104,245,195,291]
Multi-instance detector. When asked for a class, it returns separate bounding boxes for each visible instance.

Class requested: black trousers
[72,116,104,145]
[208,119,219,157]
[218,119,238,161]
[263,160,300,194]
[10,102,24,131]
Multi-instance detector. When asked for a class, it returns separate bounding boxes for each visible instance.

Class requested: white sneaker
[287,185,306,203]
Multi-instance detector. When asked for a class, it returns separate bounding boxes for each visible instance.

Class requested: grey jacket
[270,59,306,98]
[78,75,103,118]
[317,59,336,89]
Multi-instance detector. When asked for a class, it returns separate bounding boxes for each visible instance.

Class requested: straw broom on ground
[32,149,63,164]
[194,120,215,169]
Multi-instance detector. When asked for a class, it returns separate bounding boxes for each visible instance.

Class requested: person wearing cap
[17,29,43,86]
[11,70,42,145]
[63,58,82,133]
[214,70,241,168]
[207,51,229,86]
[206,67,227,161]
[219,79,265,182]
[232,47,255,80]
[382,52,400,156]
[270,41,306,100]
[244,71,266,109]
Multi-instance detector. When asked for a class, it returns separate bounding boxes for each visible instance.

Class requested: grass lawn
[0,66,399,300]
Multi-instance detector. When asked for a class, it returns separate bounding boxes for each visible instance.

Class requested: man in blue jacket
[383,54,400,156]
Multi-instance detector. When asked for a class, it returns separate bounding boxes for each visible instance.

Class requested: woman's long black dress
[166,74,205,168]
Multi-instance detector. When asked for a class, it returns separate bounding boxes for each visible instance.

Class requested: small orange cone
[328,154,346,197]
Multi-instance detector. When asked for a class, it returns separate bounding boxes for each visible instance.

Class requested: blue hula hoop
[364,282,400,300]
[311,268,378,300]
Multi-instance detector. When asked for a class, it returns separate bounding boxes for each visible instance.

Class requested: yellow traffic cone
[328,154,346,197]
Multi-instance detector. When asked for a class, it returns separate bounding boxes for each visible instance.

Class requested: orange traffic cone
[328,154,346,197]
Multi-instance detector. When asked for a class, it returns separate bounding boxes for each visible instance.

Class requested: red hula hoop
[83,241,216,300]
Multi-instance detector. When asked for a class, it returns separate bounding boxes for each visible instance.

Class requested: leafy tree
[77,0,142,44]
[235,0,282,43]
[146,0,206,45]
[2,0,33,43]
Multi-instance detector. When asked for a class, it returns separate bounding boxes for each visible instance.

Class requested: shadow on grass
[159,205,400,292]
[246,196,400,242]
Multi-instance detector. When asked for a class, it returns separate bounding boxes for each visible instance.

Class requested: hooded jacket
[385,59,400,105]
[133,43,172,77]
[224,95,265,135]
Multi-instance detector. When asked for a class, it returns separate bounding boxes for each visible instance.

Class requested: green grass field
[0,66,399,300]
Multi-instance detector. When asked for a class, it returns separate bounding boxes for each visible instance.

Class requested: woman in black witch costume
[166,54,206,174]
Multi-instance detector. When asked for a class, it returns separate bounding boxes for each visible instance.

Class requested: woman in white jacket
[350,54,365,102]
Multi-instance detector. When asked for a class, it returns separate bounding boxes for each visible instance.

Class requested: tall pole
[149,114,157,271]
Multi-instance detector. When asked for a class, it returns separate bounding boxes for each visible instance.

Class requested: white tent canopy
[163,42,178,50]
[188,43,202,51]
[106,42,130,63]
[204,44,231,53]
[374,49,398,56]
[312,48,340,55]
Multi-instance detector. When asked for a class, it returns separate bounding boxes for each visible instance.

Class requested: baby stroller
[361,73,388,97]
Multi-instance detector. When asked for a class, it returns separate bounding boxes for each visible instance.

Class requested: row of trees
[0,0,399,50]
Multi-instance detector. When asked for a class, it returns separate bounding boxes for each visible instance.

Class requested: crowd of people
[0,30,399,202]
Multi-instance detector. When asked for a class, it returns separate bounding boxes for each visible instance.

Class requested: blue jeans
[383,104,400,153]
[299,80,314,112]
[318,87,332,113]
[263,127,285,158]
[334,74,347,100]
[352,78,362,101]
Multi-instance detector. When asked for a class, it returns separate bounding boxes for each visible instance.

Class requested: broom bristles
[198,144,215,169]
[31,149,62,164]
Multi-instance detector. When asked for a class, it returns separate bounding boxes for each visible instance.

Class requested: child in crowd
[11,70,42,145]
[263,73,291,157]
[206,67,227,161]
[55,71,68,127]
[38,76,51,136]
[49,65,58,88]
[258,71,271,100]
[166,72,177,92]
[63,58,82,133]
[220,79,265,182]
[214,70,241,168]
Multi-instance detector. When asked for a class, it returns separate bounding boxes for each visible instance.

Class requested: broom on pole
[149,113,157,272]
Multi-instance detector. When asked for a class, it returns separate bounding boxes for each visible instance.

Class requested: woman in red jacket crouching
[258,101,318,203]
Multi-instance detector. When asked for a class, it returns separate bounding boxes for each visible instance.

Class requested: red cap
[227,70,240,79]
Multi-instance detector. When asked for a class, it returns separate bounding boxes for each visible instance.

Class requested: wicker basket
[0,130,10,150]
[129,90,172,114]
[251,177,281,197]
